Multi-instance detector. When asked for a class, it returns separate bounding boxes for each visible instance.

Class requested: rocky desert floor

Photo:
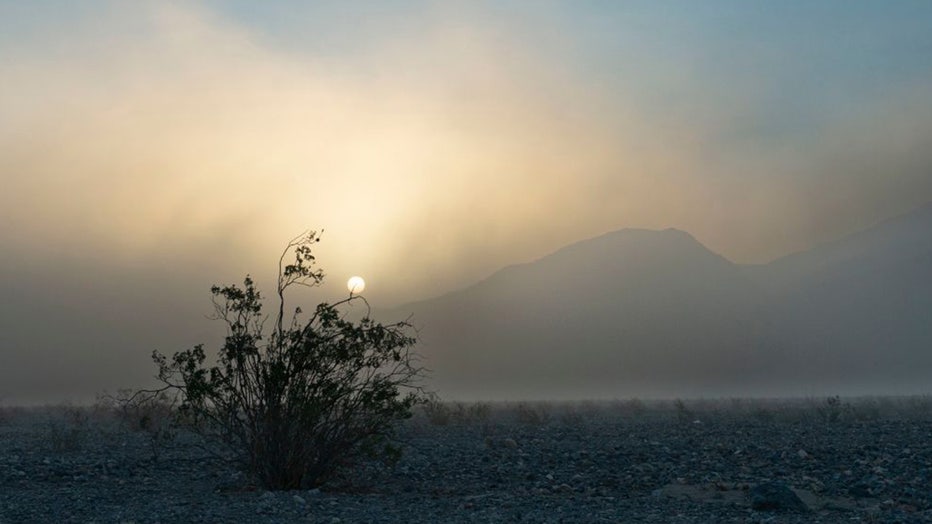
[1,397,931,523]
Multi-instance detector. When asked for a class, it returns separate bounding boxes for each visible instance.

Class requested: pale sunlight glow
[347,276,366,294]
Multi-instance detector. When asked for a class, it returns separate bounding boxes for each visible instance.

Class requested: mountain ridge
[390,202,932,399]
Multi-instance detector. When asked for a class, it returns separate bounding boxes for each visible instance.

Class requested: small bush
[147,231,426,490]
[422,396,452,426]
[467,402,492,424]
[673,398,693,424]
[905,395,932,419]
[421,399,493,428]
[98,389,178,461]
[816,395,849,423]
[46,405,90,452]
[849,398,883,422]
[514,402,552,426]
[558,405,585,427]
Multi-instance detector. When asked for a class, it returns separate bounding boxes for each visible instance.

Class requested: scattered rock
[555,483,573,493]
[2,405,930,522]
[749,482,809,513]
[848,483,872,498]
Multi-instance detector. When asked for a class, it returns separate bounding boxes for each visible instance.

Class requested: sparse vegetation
[6,394,932,522]
[815,395,849,423]
[673,398,693,424]
[45,404,91,452]
[618,397,648,418]
[420,398,494,427]
[557,404,585,427]
[465,401,492,425]
[905,395,932,418]
[421,395,453,426]
[141,231,426,490]
[514,401,552,426]
[414,396,932,428]
[97,389,179,461]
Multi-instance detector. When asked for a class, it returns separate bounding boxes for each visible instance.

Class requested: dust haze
[2,1,932,403]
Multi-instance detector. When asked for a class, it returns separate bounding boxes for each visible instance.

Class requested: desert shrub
[849,397,883,422]
[421,399,493,428]
[467,401,492,424]
[147,231,426,490]
[905,395,932,419]
[449,402,469,423]
[673,398,693,424]
[98,389,179,461]
[817,395,843,423]
[451,402,492,424]
[0,405,24,426]
[514,402,552,426]
[812,395,853,423]
[422,395,452,426]
[46,405,90,452]
[558,405,585,427]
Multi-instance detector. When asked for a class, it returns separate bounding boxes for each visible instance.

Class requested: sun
[347,276,366,294]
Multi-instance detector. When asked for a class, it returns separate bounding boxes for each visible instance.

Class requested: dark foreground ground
[1,398,931,523]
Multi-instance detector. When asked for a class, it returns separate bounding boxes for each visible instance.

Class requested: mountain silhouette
[392,203,932,399]
[749,202,932,392]
[393,229,764,399]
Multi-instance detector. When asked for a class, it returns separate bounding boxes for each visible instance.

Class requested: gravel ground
[1,399,931,523]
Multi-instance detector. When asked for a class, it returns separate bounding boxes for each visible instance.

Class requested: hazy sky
[3,1,932,303]
[2,2,932,401]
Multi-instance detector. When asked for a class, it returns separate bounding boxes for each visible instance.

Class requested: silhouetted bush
[148,231,425,490]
